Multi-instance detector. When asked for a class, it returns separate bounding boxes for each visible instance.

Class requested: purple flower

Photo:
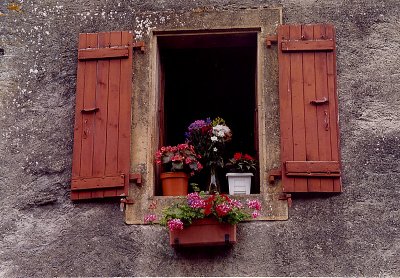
[187,118,212,131]
[247,199,262,211]
[144,214,157,224]
[187,192,206,209]
[167,219,184,231]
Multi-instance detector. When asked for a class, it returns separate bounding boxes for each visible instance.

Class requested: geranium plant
[226,152,257,173]
[155,143,203,176]
[159,192,262,231]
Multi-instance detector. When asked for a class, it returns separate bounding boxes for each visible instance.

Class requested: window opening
[156,31,259,195]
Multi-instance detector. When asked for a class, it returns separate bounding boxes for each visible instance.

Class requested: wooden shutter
[278,24,341,193]
[71,31,133,200]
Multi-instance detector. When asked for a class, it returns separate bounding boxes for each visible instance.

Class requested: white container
[226,173,253,195]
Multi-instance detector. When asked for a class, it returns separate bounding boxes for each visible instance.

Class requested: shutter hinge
[132,41,145,53]
[266,34,278,47]
[268,168,282,184]
[120,197,135,212]
[278,193,292,208]
[129,173,142,185]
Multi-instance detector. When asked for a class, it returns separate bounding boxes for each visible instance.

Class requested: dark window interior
[157,32,259,194]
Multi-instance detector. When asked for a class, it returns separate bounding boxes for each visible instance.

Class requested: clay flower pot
[169,218,237,247]
[160,172,188,196]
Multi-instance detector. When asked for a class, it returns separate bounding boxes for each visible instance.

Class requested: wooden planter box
[169,218,237,247]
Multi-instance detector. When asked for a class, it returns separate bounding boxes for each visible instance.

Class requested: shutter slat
[281,39,334,52]
[78,33,98,200]
[285,161,340,176]
[117,31,133,197]
[278,25,295,192]
[278,24,342,193]
[314,25,334,192]
[78,46,129,60]
[290,25,308,192]
[71,31,133,200]
[71,34,87,200]
[71,176,125,190]
[302,25,321,191]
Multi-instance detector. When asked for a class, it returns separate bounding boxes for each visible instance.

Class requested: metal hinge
[266,34,278,47]
[132,41,145,52]
[278,193,292,208]
[268,168,282,184]
[120,197,135,212]
[129,173,142,185]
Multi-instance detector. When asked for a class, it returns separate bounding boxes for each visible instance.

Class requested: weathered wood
[302,25,321,192]
[71,31,133,200]
[278,25,295,193]
[278,24,342,193]
[71,175,125,190]
[71,33,87,200]
[281,39,334,52]
[290,25,308,192]
[285,161,340,175]
[117,31,133,197]
[78,46,129,60]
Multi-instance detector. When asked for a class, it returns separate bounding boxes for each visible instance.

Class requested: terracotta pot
[169,218,237,247]
[160,172,188,196]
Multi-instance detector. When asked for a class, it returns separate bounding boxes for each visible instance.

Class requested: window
[155,31,259,195]
[69,9,342,224]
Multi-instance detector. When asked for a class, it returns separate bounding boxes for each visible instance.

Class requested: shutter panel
[71,31,133,200]
[278,24,341,193]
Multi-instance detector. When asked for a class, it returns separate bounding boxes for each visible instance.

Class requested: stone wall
[0,0,399,276]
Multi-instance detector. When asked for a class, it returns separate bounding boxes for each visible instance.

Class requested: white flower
[213,147,218,152]
[213,125,231,137]
[211,136,218,142]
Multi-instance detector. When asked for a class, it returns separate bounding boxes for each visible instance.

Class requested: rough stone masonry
[0,0,399,277]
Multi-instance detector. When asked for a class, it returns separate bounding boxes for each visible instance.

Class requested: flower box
[169,218,237,247]
[226,173,253,195]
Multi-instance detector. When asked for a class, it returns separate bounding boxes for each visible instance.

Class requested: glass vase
[208,166,220,194]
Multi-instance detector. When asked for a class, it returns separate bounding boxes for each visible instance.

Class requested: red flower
[233,152,242,160]
[243,154,254,160]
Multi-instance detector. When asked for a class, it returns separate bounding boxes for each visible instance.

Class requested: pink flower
[229,199,243,209]
[167,219,184,231]
[144,214,157,224]
[216,203,232,217]
[171,154,184,161]
[252,210,260,218]
[247,199,261,211]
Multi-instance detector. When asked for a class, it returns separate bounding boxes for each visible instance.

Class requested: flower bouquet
[185,117,232,192]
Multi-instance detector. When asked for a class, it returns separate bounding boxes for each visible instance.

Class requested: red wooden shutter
[278,24,341,193]
[71,31,133,200]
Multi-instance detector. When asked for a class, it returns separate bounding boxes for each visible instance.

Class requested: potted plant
[225,153,257,195]
[155,144,203,196]
[158,192,261,247]
[185,117,232,193]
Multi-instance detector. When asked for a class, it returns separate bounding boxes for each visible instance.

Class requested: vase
[226,173,253,195]
[160,172,188,196]
[169,218,237,247]
[208,166,220,194]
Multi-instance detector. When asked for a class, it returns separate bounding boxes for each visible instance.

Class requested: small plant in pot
[155,144,203,196]
[225,153,257,195]
[159,192,261,246]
